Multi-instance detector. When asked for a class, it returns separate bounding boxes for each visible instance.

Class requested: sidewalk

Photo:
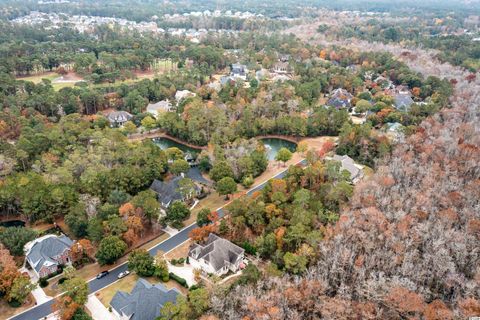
[85,295,115,320]
[30,287,51,304]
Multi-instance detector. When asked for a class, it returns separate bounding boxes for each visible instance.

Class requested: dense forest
[0,1,478,319]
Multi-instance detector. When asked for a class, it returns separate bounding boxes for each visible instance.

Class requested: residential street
[9,158,306,320]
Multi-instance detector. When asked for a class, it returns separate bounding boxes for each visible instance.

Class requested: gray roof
[189,234,244,272]
[26,235,73,273]
[107,111,133,123]
[150,177,184,207]
[231,63,247,77]
[332,154,362,180]
[110,279,179,320]
[327,88,353,109]
[394,93,414,111]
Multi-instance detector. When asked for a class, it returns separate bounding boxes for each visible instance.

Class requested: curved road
[9,159,306,320]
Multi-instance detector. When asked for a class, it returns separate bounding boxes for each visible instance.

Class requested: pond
[0,220,26,228]
[152,137,199,157]
[259,138,297,161]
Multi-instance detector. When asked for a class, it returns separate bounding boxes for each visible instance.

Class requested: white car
[117,270,130,279]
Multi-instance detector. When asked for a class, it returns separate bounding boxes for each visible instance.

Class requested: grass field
[16,72,59,83]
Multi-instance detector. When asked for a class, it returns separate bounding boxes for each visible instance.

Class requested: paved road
[10,159,305,320]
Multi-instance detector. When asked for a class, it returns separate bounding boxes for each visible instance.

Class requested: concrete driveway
[85,295,115,320]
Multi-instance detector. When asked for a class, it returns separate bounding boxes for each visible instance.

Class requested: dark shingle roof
[25,235,73,273]
[149,177,184,207]
[189,234,244,272]
[110,279,179,320]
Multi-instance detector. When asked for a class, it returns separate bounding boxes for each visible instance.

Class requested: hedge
[169,272,188,288]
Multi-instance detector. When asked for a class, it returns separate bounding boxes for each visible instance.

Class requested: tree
[177,178,196,201]
[0,227,37,256]
[355,99,371,113]
[283,252,307,274]
[164,201,190,228]
[8,275,36,303]
[53,296,80,320]
[275,148,292,166]
[165,147,184,161]
[216,177,237,200]
[209,161,234,182]
[95,236,127,265]
[0,245,20,297]
[132,190,160,224]
[122,121,137,135]
[154,256,169,282]
[70,239,95,264]
[170,159,190,176]
[128,249,155,277]
[60,276,88,305]
[141,116,157,131]
[103,215,127,236]
[196,208,211,227]
[188,288,210,318]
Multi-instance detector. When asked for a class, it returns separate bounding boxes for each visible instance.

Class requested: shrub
[177,257,185,264]
[8,299,21,308]
[58,277,67,285]
[241,241,257,255]
[169,272,188,288]
[39,278,48,288]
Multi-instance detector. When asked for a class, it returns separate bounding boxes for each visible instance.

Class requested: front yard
[95,274,188,308]
[0,294,35,319]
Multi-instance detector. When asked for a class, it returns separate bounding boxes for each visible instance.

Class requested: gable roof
[394,93,414,111]
[25,235,73,273]
[327,88,353,109]
[332,154,362,180]
[149,176,201,207]
[189,234,244,272]
[110,279,179,320]
[107,111,133,123]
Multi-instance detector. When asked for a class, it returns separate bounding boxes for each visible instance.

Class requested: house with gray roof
[24,234,73,278]
[394,93,414,111]
[327,88,354,110]
[150,176,200,210]
[332,154,364,184]
[146,100,173,118]
[110,279,179,320]
[231,63,248,81]
[188,233,245,276]
[107,111,133,127]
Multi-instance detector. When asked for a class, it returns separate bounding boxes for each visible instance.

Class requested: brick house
[24,234,73,278]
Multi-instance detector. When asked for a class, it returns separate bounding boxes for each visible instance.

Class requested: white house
[188,233,245,276]
[146,100,173,118]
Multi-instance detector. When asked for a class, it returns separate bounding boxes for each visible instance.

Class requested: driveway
[31,287,51,304]
[85,295,115,320]
[167,263,196,287]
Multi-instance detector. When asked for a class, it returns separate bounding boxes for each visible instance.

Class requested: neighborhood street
[9,159,306,320]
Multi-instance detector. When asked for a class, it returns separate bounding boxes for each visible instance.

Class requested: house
[231,63,248,81]
[110,279,179,320]
[271,61,290,74]
[24,234,73,278]
[146,100,173,118]
[107,111,133,127]
[188,233,245,276]
[394,93,414,111]
[385,122,405,142]
[332,154,364,183]
[149,176,200,210]
[174,90,196,104]
[327,88,354,109]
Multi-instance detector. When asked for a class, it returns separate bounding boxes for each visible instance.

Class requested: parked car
[117,270,130,279]
[96,271,109,279]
